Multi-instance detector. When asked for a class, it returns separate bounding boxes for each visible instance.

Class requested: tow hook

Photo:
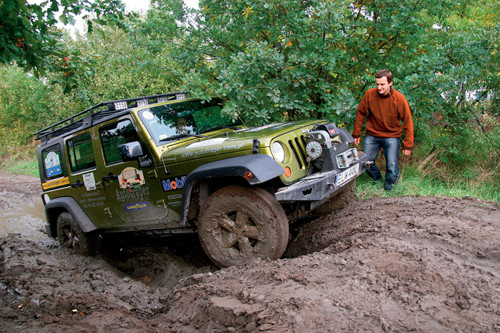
[365,161,374,168]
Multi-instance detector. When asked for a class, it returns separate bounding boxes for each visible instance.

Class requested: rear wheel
[198,185,289,268]
[56,212,97,256]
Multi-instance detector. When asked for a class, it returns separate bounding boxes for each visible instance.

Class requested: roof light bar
[137,99,148,107]
[114,101,128,110]
[33,92,189,142]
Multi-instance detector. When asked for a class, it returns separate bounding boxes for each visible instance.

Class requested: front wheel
[197,185,289,268]
[56,212,97,256]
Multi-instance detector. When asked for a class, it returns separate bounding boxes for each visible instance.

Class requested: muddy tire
[197,185,289,268]
[313,179,356,215]
[56,212,97,256]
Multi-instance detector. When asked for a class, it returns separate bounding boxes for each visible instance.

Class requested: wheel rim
[217,210,261,256]
[62,225,80,252]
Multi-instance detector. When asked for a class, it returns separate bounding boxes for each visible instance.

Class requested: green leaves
[165,0,466,126]
[0,0,128,73]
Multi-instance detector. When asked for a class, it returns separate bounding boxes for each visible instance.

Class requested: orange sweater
[352,88,414,150]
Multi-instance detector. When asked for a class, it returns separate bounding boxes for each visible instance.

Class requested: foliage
[0,65,78,149]
[57,25,182,104]
[0,0,129,74]
[151,0,498,171]
[157,0,456,124]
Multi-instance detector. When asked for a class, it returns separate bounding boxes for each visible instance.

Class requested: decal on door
[118,167,145,191]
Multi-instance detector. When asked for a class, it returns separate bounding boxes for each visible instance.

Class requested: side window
[42,144,64,179]
[100,119,140,165]
[67,132,96,173]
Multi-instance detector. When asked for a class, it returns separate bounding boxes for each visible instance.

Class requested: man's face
[376,76,393,96]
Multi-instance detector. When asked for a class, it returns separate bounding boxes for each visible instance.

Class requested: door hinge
[156,199,167,208]
[103,207,113,218]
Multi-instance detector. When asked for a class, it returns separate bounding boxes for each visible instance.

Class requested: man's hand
[402,149,411,156]
[354,137,360,145]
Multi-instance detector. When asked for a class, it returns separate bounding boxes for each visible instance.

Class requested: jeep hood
[161,120,321,164]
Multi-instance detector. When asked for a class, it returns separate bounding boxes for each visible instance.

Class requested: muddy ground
[0,172,499,332]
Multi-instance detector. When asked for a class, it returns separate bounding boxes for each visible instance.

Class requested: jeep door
[93,116,170,230]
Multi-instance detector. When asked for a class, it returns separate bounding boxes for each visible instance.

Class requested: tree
[0,0,127,74]
[150,0,497,133]
[58,24,182,104]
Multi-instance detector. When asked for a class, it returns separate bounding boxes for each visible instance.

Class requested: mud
[0,172,499,332]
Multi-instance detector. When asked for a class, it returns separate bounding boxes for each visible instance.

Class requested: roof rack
[33,92,188,142]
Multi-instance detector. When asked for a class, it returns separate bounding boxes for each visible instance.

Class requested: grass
[356,166,499,203]
[2,157,39,177]
[0,143,39,177]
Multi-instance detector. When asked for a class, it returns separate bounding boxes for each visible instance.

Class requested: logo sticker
[45,151,62,177]
[83,172,96,191]
[118,167,145,191]
[125,202,149,211]
[142,110,154,120]
[162,176,187,192]
[42,177,70,190]
[186,138,227,149]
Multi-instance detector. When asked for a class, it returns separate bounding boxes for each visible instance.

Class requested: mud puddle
[0,197,45,239]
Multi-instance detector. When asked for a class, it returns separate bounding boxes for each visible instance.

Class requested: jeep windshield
[138,98,243,145]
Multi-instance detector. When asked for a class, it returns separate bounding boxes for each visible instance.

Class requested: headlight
[306,141,322,161]
[271,142,285,163]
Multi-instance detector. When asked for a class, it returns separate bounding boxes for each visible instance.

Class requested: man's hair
[375,69,393,83]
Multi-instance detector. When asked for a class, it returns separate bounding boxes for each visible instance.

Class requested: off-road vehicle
[34,93,370,267]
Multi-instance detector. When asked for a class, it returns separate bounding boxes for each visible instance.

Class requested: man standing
[352,69,414,191]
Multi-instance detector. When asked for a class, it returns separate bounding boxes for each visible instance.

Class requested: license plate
[335,164,359,187]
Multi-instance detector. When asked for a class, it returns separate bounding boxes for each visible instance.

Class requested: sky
[37,0,201,36]
[123,0,199,12]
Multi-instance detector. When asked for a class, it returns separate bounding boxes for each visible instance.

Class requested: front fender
[45,197,97,237]
[180,154,284,225]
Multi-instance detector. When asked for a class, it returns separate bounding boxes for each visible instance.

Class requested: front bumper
[275,152,370,208]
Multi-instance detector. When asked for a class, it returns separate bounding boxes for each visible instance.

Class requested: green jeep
[34,93,370,267]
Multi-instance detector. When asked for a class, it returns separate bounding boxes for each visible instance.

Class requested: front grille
[288,135,308,169]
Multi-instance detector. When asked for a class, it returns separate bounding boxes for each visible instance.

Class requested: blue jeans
[363,135,400,186]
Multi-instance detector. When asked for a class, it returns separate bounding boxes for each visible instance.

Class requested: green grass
[356,166,499,203]
[2,158,39,177]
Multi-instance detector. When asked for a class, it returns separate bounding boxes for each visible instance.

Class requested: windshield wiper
[200,125,240,134]
[159,133,205,142]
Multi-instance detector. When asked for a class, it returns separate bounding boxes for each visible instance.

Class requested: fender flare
[337,128,355,144]
[45,197,97,237]
[179,154,284,225]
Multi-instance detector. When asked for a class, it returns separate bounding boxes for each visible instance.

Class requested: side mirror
[119,141,153,168]
[119,141,143,161]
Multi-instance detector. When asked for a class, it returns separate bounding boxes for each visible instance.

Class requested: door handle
[102,174,118,181]
[70,181,84,188]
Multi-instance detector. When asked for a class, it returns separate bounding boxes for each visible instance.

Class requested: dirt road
[1,172,499,332]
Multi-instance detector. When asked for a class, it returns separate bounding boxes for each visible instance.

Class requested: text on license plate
[335,164,359,187]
